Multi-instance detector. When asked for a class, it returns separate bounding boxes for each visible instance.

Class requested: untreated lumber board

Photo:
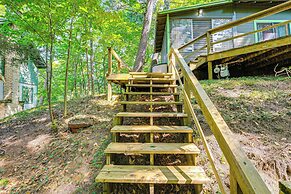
[119,101,182,105]
[207,36,291,61]
[123,92,179,96]
[107,74,131,81]
[172,48,271,193]
[111,125,193,133]
[279,181,291,194]
[116,112,187,118]
[129,78,175,81]
[126,84,177,88]
[96,165,209,184]
[105,143,200,155]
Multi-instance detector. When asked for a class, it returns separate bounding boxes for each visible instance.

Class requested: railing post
[183,77,191,126]
[206,32,213,80]
[107,47,113,101]
[117,61,121,73]
[108,47,113,75]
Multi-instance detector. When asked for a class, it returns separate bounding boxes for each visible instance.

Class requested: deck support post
[150,184,154,194]
[207,61,213,80]
[206,31,213,80]
[107,81,112,101]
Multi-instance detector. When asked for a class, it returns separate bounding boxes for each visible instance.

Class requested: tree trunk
[63,18,73,117]
[73,59,78,98]
[102,54,106,93]
[133,0,157,72]
[163,0,170,10]
[48,10,57,133]
[39,45,49,105]
[89,38,95,95]
[86,46,91,94]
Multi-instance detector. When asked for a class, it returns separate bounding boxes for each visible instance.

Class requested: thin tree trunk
[48,9,57,133]
[73,59,78,98]
[133,0,157,72]
[39,45,49,105]
[102,54,106,93]
[89,38,95,95]
[63,18,73,117]
[86,46,90,94]
[80,62,86,96]
[163,0,170,10]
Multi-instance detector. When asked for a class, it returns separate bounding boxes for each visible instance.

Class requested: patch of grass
[0,178,9,187]
[0,105,48,123]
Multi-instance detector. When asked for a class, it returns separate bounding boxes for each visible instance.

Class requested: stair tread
[123,92,179,95]
[126,84,178,88]
[116,112,187,117]
[111,125,193,133]
[105,143,200,154]
[96,165,210,184]
[129,77,175,81]
[119,101,182,105]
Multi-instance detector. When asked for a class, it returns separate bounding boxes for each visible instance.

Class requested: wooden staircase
[96,72,210,193]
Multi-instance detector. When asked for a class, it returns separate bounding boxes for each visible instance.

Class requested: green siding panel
[19,60,38,86]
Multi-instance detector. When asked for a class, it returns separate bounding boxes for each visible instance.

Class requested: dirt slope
[0,77,290,193]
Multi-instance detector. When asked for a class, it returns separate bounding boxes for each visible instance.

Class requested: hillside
[0,77,290,193]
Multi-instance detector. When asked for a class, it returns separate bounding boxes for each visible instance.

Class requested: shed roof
[154,0,287,53]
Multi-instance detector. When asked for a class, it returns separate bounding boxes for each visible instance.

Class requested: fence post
[206,32,213,80]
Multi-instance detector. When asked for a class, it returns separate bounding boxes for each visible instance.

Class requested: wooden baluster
[230,168,243,194]
[206,32,213,80]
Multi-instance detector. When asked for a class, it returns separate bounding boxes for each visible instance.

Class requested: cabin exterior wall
[158,3,291,62]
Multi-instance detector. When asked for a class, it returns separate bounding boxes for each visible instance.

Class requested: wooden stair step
[119,101,182,105]
[129,77,175,81]
[129,72,173,77]
[105,143,200,155]
[96,165,210,184]
[111,125,193,133]
[116,112,187,118]
[123,92,179,96]
[126,84,178,88]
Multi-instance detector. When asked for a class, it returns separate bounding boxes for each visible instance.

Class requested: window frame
[254,20,291,43]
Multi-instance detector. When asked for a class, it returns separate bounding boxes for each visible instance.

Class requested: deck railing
[169,47,271,194]
[178,1,291,79]
[107,47,131,100]
[107,47,131,76]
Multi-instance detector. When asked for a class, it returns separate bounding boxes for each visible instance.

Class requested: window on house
[256,22,290,42]
[22,86,34,104]
[0,56,4,76]
[171,19,193,51]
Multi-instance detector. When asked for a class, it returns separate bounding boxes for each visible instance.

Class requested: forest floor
[0,76,290,193]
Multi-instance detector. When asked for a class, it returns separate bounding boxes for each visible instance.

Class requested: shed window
[171,19,193,51]
[0,56,4,76]
[22,86,34,104]
[256,22,290,42]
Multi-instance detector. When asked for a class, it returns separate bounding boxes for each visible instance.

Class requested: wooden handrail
[169,48,271,194]
[212,19,291,46]
[178,34,206,51]
[170,57,227,194]
[178,1,291,59]
[107,47,131,76]
[208,1,291,34]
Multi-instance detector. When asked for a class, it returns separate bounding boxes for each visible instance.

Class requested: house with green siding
[153,0,291,78]
[0,46,45,118]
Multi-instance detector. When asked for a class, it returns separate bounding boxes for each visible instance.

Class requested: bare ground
[0,76,290,193]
